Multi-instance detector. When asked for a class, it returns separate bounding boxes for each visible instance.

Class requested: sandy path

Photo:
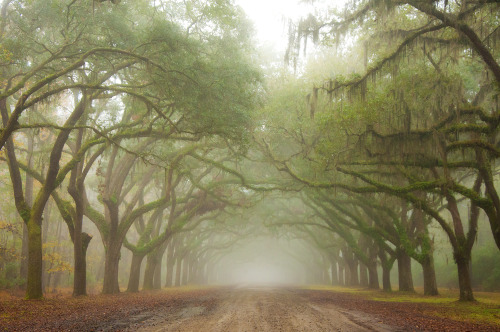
[126,286,398,332]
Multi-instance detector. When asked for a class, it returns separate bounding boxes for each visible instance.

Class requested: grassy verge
[304,285,500,327]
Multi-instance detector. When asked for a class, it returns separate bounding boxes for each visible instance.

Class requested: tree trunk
[102,242,121,294]
[72,188,92,296]
[153,244,167,290]
[20,223,28,287]
[347,259,359,286]
[379,250,392,292]
[26,217,43,299]
[368,263,379,289]
[20,134,34,287]
[73,233,92,296]
[338,264,344,286]
[182,256,189,286]
[165,243,175,287]
[382,265,392,292]
[330,260,338,286]
[143,254,157,290]
[41,200,52,294]
[422,256,438,296]
[206,263,214,284]
[359,264,368,287]
[397,250,414,292]
[127,252,145,293]
[175,257,182,287]
[189,258,197,284]
[456,253,474,301]
[153,259,162,289]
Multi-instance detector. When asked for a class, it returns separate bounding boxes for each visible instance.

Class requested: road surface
[118,286,399,332]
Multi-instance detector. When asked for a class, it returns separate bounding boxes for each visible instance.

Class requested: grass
[304,285,500,327]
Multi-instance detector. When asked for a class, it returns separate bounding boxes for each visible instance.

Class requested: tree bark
[102,242,121,294]
[338,264,344,286]
[20,223,28,285]
[367,263,379,289]
[20,133,34,286]
[378,249,392,292]
[359,264,368,287]
[153,258,162,289]
[456,253,474,301]
[182,256,189,286]
[330,260,338,286]
[397,249,414,292]
[127,252,145,292]
[175,256,182,287]
[26,216,43,299]
[345,254,359,286]
[422,255,438,296]
[165,242,175,287]
[143,254,157,290]
[73,233,92,296]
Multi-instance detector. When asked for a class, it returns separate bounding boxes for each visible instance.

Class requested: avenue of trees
[0,0,499,303]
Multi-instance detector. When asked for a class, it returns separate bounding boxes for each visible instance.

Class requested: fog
[215,238,308,285]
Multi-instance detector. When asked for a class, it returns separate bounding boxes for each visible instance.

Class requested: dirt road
[122,286,398,332]
[2,286,497,331]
